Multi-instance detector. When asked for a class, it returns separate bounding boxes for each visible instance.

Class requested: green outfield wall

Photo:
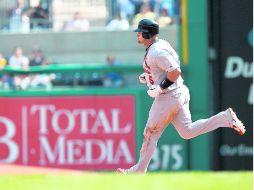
[0,61,210,171]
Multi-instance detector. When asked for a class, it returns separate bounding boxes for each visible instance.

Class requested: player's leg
[118,125,166,173]
[117,92,181,174]
[171,86,245,139]
[171,103,229,139]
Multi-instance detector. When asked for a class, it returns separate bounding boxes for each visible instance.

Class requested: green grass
[0,171,252,190]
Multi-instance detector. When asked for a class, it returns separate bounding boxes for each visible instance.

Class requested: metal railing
[0,63,144,91]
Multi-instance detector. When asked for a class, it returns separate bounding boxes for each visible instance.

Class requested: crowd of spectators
[63,11,90,32]
[0,46,54,90]
[0,0,180,90]
[2,0,180,33]
[0,47,124,90]
[115,0,180,27]
[8,0,50,33]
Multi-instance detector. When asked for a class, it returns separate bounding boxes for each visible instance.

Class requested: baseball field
[0,165,252,190]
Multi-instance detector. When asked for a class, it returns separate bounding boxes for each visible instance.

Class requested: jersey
[143,39,184,92]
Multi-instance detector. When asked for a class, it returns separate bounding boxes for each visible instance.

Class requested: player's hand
[147,85,163,98]
[139,73,147,84]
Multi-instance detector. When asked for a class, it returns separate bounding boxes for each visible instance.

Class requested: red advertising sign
[0,96,136,170]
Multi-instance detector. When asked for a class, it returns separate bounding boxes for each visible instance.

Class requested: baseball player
[117,19,246,174]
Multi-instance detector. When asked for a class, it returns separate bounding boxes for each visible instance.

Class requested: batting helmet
[134,19,159,39]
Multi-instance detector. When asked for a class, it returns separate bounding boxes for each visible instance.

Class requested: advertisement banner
[0,96,136,170]
[216,0,253,170]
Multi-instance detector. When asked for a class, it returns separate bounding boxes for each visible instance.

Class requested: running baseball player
[117,19,246,174]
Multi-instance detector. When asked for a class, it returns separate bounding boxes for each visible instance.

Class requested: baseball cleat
[228,108,246,135]
[116,168,127,174]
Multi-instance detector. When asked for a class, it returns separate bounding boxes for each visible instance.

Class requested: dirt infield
[0,164,83,175]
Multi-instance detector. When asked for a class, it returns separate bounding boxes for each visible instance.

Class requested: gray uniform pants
[127,85,232,173]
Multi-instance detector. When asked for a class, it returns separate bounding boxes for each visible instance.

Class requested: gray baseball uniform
[126,39,234,173]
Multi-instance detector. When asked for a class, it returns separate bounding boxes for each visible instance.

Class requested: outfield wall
[0,64,208,171]
[0,87,189,171]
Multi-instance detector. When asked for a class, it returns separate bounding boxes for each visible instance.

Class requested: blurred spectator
[149,0,181,20]
[9,0,30,32]
[157,8,172,27]
[8,47,30,89]
[117,0,136,22]
[29,46,53,90]
[160,0,181,17]
[106,13,130,31]
[0,53,9,89]
[30,73,53,90]
[106,54,121,66]
[0,74,15,89]
[13,73,31,90]
[0,53,7,69]
[29,46,50,66]
[132,2,156,27]
[9,47,29,69]
[64,11,90,32]
[23,1,49,30]
[87,54,124,87]
[103,54,124,87]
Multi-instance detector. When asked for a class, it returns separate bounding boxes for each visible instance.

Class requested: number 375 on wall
[149,144,184,171]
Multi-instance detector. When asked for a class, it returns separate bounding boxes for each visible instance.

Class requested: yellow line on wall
[181,0,188,64]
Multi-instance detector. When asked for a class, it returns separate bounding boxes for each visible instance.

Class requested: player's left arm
[166,67,181,82]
